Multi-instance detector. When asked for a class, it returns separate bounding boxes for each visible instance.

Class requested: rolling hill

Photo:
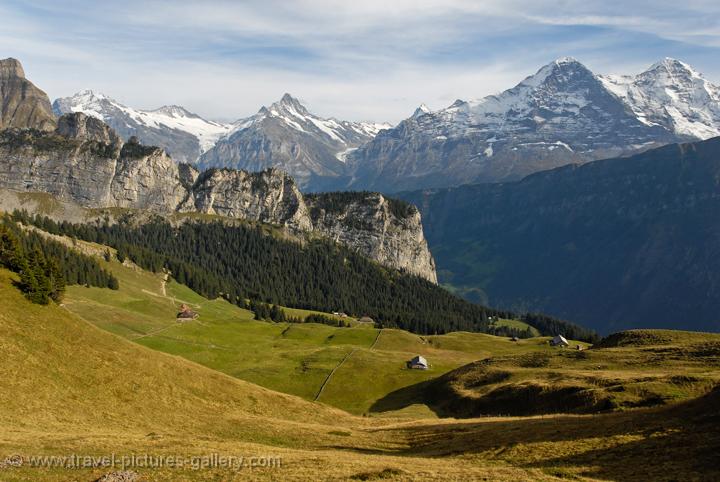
[3,254,720,480]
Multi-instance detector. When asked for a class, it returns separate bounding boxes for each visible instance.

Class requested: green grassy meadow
[64,255,550,414]
[1,246,719,480]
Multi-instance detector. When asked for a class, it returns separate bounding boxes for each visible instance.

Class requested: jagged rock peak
[0,57,56,131]
[56,112,122,147]
[151,105,198,118]
[0,58,25,79]
[268,93,310,116]
[412,103,432,118]
[520,56,594,88]
[553,56,581,66]
[645,57,700,76]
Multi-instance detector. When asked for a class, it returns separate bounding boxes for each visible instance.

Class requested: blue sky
[2,0,719,123]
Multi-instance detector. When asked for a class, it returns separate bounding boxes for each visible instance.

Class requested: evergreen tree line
[14,211,596,341]
[248,299,349,327]
[0,216,119,304]
[521,313,598,342]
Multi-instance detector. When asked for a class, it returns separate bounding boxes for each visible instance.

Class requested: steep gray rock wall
[306,192,437,282]
[0,58,56,131]
[183,168,314,231]
[0,117,437,282]
[0,128,119,205]
[110,147,189,211]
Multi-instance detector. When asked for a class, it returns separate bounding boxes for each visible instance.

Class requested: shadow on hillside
[373,386,720,481]
[368,379,440,415]
[368,376,618,418]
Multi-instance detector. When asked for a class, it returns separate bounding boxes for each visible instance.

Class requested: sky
[2,0,720,123]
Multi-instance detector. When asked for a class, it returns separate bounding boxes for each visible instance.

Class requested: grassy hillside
[18,211,597,340]
[421,331,720,417]
[4,266,569,480]
[62,253,544,415]
[59,250,720,423]
[3,263,720,480]
[386,385,720,481]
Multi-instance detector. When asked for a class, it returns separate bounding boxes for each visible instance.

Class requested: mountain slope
[348,57,719,192]
[600,58,720,139]
[55,248,538,414]
[0,266,352,435]
[0,58,55,131]
[0,111,436,281]
[53,90,231,163]
[199,93,390,191]
[1,266,522,481]
[400,137,720,334]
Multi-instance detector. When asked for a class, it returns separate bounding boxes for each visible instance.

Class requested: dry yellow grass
[2,267,719,481]
[0,268,555,480]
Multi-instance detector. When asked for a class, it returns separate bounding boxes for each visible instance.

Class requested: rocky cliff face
[0,58,56,132]
[181,168,314,231]
[305,192,437,282]
[0,113,437,282]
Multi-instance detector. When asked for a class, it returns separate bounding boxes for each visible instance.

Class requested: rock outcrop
[0,58,56,131]
[56,111,121,146]
[182,168,314,231]
[0,116,437,282]
[305,192,437,282]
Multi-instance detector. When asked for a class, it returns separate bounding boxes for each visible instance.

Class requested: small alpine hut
[550,334,569,347]
[176,304,198,321]
[407,355,429,370]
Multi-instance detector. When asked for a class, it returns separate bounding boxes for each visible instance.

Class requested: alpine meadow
[1,2,720,481]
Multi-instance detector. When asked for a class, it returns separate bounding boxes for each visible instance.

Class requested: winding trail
[314,349,357,402]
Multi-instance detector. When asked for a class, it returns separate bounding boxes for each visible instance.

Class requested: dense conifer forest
[0,216,118,304]
[12,211,597,341]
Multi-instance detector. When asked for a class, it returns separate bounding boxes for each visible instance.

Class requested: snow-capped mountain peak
[150,105,199,119]
[600,58,720,139]
[412,103,432,118]
[645,57,701,78]
[345,56,711,192]
[231,94,389,145]
[53,91,233,163]
[199,94,391,190]
[275,93,309,115]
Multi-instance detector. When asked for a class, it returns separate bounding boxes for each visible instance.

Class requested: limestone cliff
[0,113,437,282]
[183,168,314,231]
[0,58,56,131]
[305,192,437,283]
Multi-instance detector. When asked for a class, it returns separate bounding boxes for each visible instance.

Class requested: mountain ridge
[53,89,232,163]
[0,102,436,282]
[346,57,720,192]
[400,136,720,333]
[199,93,390,190]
